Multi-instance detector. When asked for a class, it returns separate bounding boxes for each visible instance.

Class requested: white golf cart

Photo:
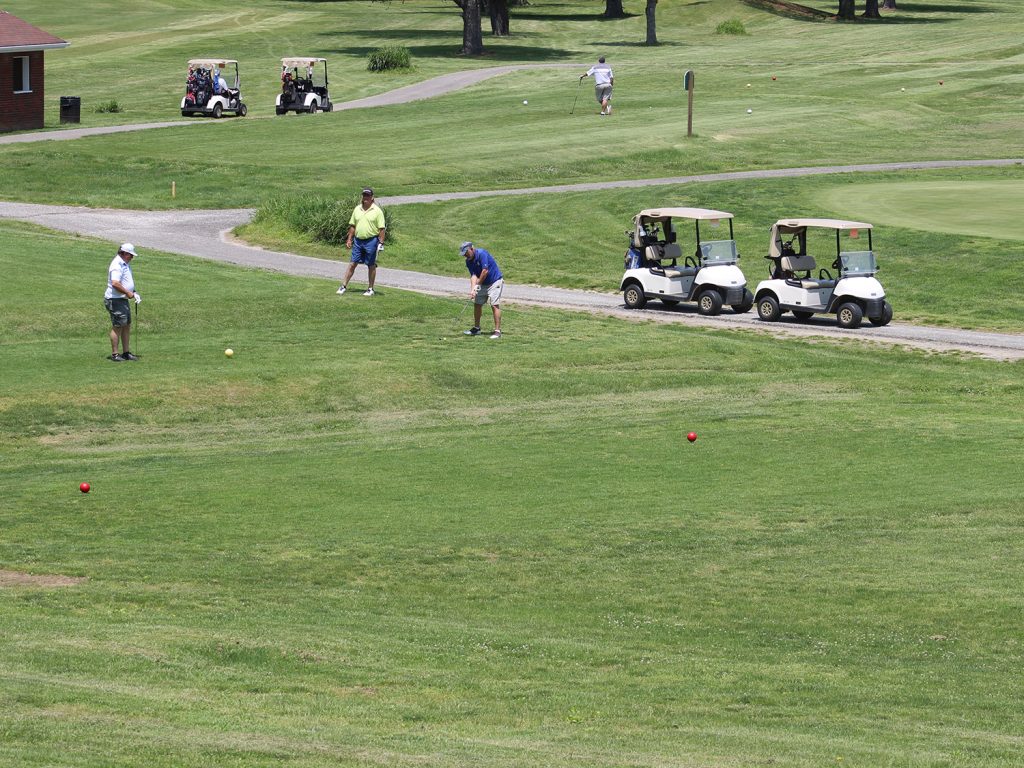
[620,207,753,314]
[181,59,247,118]
[276,58,332,114]
[754,218,892,329]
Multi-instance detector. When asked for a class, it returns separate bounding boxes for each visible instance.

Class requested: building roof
[0,10,69,53]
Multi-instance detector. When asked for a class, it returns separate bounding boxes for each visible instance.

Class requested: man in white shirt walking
[582,56,614,116]
[103,243,142,361]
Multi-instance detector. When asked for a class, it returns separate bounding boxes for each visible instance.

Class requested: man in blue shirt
[460,242,503,339]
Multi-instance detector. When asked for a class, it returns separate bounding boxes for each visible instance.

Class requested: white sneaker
[336,285,346,295]
[489,330,502,339]
[363,288,375,296]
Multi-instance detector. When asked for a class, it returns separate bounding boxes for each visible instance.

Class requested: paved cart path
[0,64,574,145]
[2,179,1023,360]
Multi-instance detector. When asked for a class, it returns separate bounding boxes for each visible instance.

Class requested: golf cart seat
[646,243,696,278]
[780,253,836,289]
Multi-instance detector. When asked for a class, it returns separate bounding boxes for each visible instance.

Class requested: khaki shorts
[474,279,503,306]
[595,85,612,103]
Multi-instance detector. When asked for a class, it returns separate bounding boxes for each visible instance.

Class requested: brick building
[0,10,69,132]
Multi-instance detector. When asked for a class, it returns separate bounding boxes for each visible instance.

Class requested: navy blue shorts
[350,237,379,266]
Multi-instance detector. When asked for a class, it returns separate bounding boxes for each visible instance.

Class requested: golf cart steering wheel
[819,268,833,280]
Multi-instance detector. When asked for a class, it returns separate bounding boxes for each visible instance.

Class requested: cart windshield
[840,250,877,276]
[699,239,738,265]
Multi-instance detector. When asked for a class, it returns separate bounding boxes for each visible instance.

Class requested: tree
[645,0,658,45]
[453,0,484,54]
[838,0,855,19]
[862,0,880,18]
[484,0,509,36]
[604,0,625,18]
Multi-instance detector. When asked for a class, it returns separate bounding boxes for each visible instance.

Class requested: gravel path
[1,68,1021,360]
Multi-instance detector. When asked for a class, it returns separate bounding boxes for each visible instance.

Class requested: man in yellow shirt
[337,188,386,296]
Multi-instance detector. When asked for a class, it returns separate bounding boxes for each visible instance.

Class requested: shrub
[367,46,411,72]
[93,100,123,113]
[715,19,748,35]
[254,195,397,246]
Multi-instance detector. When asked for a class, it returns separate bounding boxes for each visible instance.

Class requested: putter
[570,77,583,115]
[134,301,140,358]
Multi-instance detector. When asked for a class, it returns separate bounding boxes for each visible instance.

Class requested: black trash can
[59,96,81,124]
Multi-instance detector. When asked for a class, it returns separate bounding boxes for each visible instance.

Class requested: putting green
[817,180,1024,241]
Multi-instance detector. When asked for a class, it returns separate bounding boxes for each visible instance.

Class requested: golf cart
[620,207,754,314]
[753,218,893,329]
[181,59,247,118]
[276,58,332,114]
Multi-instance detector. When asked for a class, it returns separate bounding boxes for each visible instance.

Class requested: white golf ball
[523,100,528,105]
[746,83,751,88]
[747,109,753,114]
[900,87,906,92]
[225,348,234,358]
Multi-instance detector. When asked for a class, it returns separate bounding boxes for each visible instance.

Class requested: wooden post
[172,181,176,198]
[684,70,694,138]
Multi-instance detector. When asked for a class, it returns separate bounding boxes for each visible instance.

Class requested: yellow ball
[224,348,234,358]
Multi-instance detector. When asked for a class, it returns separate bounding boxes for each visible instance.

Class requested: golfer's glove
[377,243,384,253]
[134,293,142,304]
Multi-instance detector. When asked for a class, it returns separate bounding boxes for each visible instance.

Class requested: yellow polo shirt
[350,203,386,239]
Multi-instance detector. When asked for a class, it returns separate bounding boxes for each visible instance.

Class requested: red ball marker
[79,482,90,493]
[687,432,697,443]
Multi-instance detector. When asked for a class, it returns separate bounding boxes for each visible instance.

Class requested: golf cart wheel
[836,301,864,329]
[212,103,223,119]
[661,298,680,307]
[275,107,286,115]
[238,103,248,117]
[793,310,814,322]
[697,289,723,316]
[757,295,781,322]
[623,283,647,309]
[323,101,333,113]
[308,101,318,114]
[181,110,192,117]
[869,301,893,327]
[731,290,754,314]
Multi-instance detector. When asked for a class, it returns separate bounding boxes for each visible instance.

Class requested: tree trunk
[838,0,856,19]
[645,0,658,45]
[604,0,625,18]
[453,0,484,54]
[488,0,509,36]
[881,0,896,9]
[862,0,880,18]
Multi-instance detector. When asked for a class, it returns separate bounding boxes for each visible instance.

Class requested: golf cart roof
[188,59,237,69]
[773,218,873,232]
[281,57,326,67]
[637,207,734,221]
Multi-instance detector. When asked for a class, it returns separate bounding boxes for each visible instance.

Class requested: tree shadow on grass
[589,40,686,48]
[325,44,575,62]
[512,11,641,22]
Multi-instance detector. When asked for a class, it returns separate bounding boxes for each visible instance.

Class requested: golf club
[441,298,473,340]
[570,76,583,115]
[134,300,140,358]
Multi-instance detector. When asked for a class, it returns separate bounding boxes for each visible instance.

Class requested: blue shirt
[465,248,502,285]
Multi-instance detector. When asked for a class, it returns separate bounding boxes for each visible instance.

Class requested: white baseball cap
[119,243,138,257]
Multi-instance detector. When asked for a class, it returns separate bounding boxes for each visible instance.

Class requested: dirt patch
[0,569,86,588]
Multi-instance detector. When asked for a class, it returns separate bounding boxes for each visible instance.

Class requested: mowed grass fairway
[3,0,1024,765]
[3,225,1024,766]
[1,0,1023,208]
